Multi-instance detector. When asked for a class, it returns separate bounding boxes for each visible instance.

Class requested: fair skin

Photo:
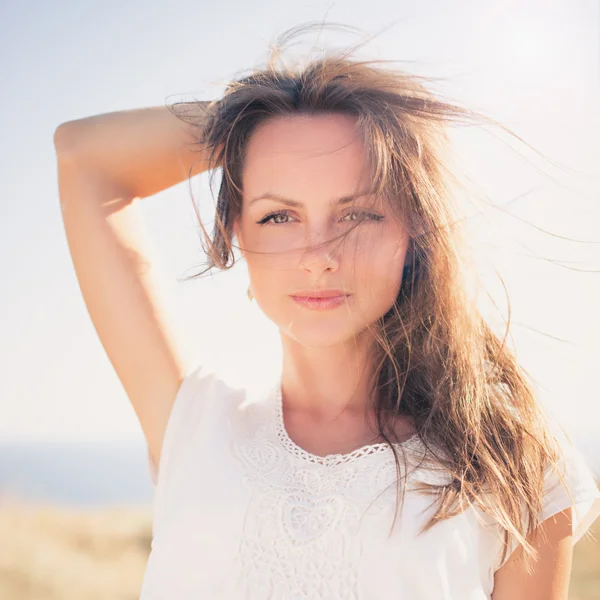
[234,112,415,450]
[492,508,574,599]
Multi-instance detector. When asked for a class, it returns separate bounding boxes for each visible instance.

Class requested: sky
[1,0,599,446]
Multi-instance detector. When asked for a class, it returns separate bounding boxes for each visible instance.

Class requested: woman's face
[234,112,410,348]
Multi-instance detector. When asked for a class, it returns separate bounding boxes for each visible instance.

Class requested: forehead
[241,113,373,200]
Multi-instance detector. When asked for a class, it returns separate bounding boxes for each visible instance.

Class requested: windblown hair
[170,22,573,570]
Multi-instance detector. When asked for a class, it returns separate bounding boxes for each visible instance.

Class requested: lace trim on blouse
[272,376,423,468]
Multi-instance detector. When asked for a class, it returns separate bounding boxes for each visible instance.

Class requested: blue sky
[1,0,599,443]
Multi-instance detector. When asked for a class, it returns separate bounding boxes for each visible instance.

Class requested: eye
[257,210,292,225]
[256,209,384,226]
[343,211,384,222]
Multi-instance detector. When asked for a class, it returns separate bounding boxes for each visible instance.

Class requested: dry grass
[0,500,152,600]
[571,519,600,600]
[0,499,597,599]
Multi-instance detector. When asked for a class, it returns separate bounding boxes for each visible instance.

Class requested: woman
[54,24,600,600]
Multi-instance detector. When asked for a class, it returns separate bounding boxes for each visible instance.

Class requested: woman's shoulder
[147,361,279,485]
[541,432,600,538]
[489,429,600,572]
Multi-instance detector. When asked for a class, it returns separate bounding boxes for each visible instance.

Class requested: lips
[290,294,349,310]
[290,289,348,299]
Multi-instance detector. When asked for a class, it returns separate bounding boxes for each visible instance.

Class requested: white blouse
[140,363,600,599]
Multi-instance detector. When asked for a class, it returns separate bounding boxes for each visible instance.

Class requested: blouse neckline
[271,376,423,467]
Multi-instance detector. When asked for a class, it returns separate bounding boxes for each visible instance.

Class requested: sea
[0,439,154,507]
[1,435,599,508]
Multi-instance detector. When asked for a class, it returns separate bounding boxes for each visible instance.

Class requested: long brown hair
[170,22,573,570]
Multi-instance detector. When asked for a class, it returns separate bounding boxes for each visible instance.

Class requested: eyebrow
[248,191,374,208]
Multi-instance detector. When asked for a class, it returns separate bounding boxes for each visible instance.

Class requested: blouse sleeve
[539,439,600,543]
[494,436,600,571]
[146,362,218,487]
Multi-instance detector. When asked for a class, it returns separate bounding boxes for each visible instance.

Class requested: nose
[298,232,340,273]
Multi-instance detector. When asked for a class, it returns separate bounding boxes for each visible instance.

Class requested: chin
[278,317,372,349]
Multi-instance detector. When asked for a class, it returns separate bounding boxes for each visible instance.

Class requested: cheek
[355,238,408,316]
[352,232,407,285]
[353,253,405,308]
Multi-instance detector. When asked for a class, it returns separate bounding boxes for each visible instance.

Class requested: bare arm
[54,102,212,199]
[54,102,213,476]
[492,508,574,600]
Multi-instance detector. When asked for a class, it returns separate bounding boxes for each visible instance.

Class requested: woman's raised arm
[53,102,212,477]
[54,103,212,199]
